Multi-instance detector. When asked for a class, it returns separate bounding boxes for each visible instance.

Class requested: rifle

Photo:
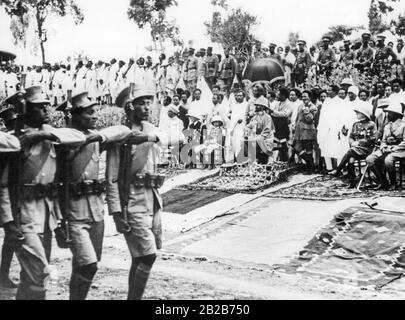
[118,82,136,225]
[10,92,26,241]
[55,89,73,248]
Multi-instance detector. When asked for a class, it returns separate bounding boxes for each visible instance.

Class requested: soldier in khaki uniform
[269,43,282,62]
[0,105,20,288]
[355,33,374,73]
[184,48,199,93]
[55,92,131,300]
[1,86,86,300]
[366,102,405,190]
[340,40,355,66]
[373,35,397,75]
[219,48,236,97]
[204,47,219,91]
[317,36,336,78]
[293,40,312,86]
[106,84,168,300]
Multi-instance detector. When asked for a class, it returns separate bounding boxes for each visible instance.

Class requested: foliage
[127,0,181,50]
[391,13,405,36]
[204,8,258,60]
[368,0,398,34]
[0,0,84,63]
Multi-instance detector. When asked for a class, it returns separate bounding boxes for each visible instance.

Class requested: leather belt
[21,180,106,201]
[68,180,106,198]
[132,174,165,189]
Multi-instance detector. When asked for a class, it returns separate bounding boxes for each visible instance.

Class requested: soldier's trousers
[15,230,52,298]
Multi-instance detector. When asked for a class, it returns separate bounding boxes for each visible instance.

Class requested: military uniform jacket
[0,132,20,227]
[294,51,312,73]
[374,46,397,62]
[382,119,405,156]
[340,50,355,64]
[205,55,219,78]
[10,125,85,233]
[269,53,282,62]
[317,48,335,67]
[106,122,168,216]
[65,126,131,222]
[185,57,199,81]
[349,120,376,157]
[294,103,318,141]
[219,57,236,79]
[356,46,374,66]
[0,131,20,152]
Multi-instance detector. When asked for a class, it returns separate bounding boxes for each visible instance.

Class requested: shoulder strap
[21,144,51,183]
[70,143,97,182]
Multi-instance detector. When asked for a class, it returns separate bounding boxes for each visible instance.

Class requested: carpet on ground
[162,189,233,214]
[277,204,405,288]
[266,175,404,201]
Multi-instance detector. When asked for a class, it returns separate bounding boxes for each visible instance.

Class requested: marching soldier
[4,86,86,300]
[0,106,21,288]
[366,101,405,190]
[293,40,312,86]
[340,40,355,66]
[355,33,374,73]
[317,36,336,78]
[0,105,19,288]
[184,48,199,93]
[55,92,131,300]
[204,47,219,91]
[106,84,168,300]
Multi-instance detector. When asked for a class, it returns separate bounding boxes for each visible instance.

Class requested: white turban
[348,86,359,96]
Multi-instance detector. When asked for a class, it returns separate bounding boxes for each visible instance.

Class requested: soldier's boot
[347,163,356,189]
[128,255,156,300]
[16,284,46,300]
[388,171,398,190]
[301,154,314,175]
[69,263,97,300]
[370,166,388,190]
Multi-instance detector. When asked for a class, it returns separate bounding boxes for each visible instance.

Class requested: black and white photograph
[1,0,405,304]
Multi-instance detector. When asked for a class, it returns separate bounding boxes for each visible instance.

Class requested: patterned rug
[266,175,405,201]
[276,205,405,288]
[178,162,298,194]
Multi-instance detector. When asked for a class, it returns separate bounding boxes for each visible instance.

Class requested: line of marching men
[0,83,167,300]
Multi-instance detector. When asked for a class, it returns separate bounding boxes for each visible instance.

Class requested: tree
[368,0,398,34]
[392,13,405,37]
[204,7,258,60]
[1,0,84,64]
[127,0,181,51]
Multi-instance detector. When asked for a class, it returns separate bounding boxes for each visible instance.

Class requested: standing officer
[184,48,199,93]
[317,36,336,78]
[355,33,374,74]
[5,86,86,300]
[219,48,236,97]
[205,47,219,91]
[55,92,131,300]
[269,43,282,62]
[293,40,312,86]
[340,40,355,66]
[106,84,168,300]
[0,105,19,288]
[373,35,397,74]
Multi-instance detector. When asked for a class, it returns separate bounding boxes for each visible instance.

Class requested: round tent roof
[0,50,17,62]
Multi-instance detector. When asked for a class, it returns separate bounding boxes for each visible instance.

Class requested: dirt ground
[2,212,405,301]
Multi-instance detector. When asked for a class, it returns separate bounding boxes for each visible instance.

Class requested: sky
[0,0,398,64]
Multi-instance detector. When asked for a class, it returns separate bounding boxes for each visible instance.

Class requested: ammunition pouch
[132,174,165,189]
[21,183,60,201]
[68,180,106,198]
